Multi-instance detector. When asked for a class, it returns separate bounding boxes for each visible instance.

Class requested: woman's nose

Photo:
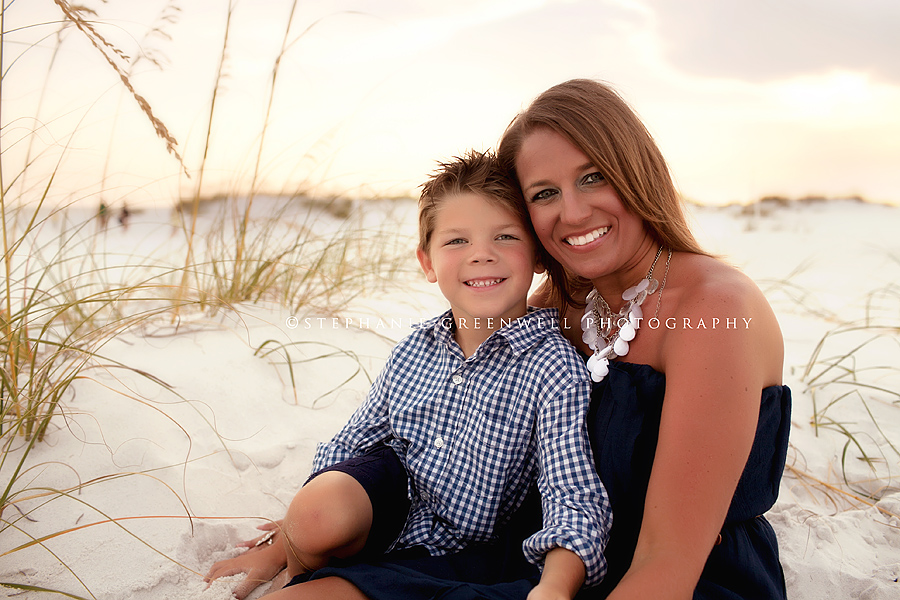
[560,189,591,224]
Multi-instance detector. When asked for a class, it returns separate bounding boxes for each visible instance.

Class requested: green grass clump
[798,284,900,507]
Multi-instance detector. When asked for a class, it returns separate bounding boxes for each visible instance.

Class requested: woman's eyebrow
[523,179,551,192]
[523,162,596,191]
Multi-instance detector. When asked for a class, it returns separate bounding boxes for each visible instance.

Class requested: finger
[204,558,237,580]
[237,534,267,549]
[231,575,263,600]
[206,564,245,583]
[241,529,273,548]
[240,527,280,549]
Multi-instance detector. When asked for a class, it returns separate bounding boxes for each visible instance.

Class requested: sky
[4,0,900,208]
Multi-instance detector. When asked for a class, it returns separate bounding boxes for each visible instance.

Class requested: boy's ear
[416,248,438,283]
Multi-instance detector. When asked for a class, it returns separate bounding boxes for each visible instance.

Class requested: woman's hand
[204,522,288,600]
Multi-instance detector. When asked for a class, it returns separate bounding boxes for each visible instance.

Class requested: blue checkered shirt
[311,307,611,585]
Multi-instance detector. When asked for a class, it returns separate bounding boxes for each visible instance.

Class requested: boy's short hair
[418,149,536,255]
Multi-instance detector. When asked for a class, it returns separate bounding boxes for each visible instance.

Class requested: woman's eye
[581,172,605,186]
[529,188,557,203]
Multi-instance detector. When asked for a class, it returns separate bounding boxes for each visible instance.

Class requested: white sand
[3,198,900,599]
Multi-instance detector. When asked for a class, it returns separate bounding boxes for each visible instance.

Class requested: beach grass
[789,282,900,512]
[0,3,409,596]
[0,206,406,596]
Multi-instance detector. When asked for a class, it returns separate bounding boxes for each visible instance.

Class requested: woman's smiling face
[515,127,649,283]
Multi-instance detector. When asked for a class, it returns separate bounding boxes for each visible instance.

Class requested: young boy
[205,150,610,600]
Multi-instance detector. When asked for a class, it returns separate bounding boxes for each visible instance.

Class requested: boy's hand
[527,547,585,600]
[204,522,287,600]
[527,580,575,600]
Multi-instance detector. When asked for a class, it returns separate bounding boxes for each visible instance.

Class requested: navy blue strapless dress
[579,362,790,599]
[287,362,791,599]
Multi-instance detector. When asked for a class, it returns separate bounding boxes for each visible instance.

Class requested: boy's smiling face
[416,192,543,328]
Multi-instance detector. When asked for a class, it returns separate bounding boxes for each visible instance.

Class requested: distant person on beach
[205,150,611,599]
[97,201,109,229]
[118,203,131,230]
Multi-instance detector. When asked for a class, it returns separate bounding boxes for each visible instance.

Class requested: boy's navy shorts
[306,444,411,556]
[287,448,541,593]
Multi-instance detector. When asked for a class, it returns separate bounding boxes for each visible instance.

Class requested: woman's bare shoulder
[674,253,770,312]
[665,253,784,385]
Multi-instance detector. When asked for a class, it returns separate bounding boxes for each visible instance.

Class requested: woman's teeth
[565,227,609,247]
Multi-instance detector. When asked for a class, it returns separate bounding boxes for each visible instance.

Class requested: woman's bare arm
[609,269,783,599]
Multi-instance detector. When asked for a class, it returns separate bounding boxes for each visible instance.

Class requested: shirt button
[434,437,444,449]
[451,374,463,385]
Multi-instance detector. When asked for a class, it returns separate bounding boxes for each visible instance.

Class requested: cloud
[303,0,548,65]
[641,0,900,83]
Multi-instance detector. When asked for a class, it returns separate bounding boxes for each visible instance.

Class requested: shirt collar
[417,307,562,358]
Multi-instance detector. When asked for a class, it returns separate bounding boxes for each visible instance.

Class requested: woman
[496,78,790,599]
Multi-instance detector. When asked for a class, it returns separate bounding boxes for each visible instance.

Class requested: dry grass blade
[51,0,185,171]
[0,582,92,599]
[800,284,900,504]
[785,463,900,523]
[255,338,371,406]
[232,0,299,297]
[174,0,235,313]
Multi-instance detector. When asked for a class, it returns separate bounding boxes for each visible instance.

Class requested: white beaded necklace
[581,247,672,382]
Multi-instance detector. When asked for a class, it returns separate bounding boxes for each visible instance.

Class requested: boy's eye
[529,188,558,203]
[444,238,466,246]
[496,233,520,241]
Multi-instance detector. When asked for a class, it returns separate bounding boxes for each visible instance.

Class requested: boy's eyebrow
[433,221,526,236]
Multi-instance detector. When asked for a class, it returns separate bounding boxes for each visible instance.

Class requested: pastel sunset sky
[6,0,899,207]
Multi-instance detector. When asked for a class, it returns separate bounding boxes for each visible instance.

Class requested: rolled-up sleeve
[523,380,611,587]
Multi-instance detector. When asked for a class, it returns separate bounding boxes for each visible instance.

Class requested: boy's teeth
[467,279,503,287]
[566,227,609,247]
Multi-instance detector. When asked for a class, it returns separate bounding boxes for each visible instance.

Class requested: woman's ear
[416,248,438,283]
[534,250,546,275]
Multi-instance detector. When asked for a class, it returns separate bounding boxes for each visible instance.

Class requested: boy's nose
[469,243,497,263]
